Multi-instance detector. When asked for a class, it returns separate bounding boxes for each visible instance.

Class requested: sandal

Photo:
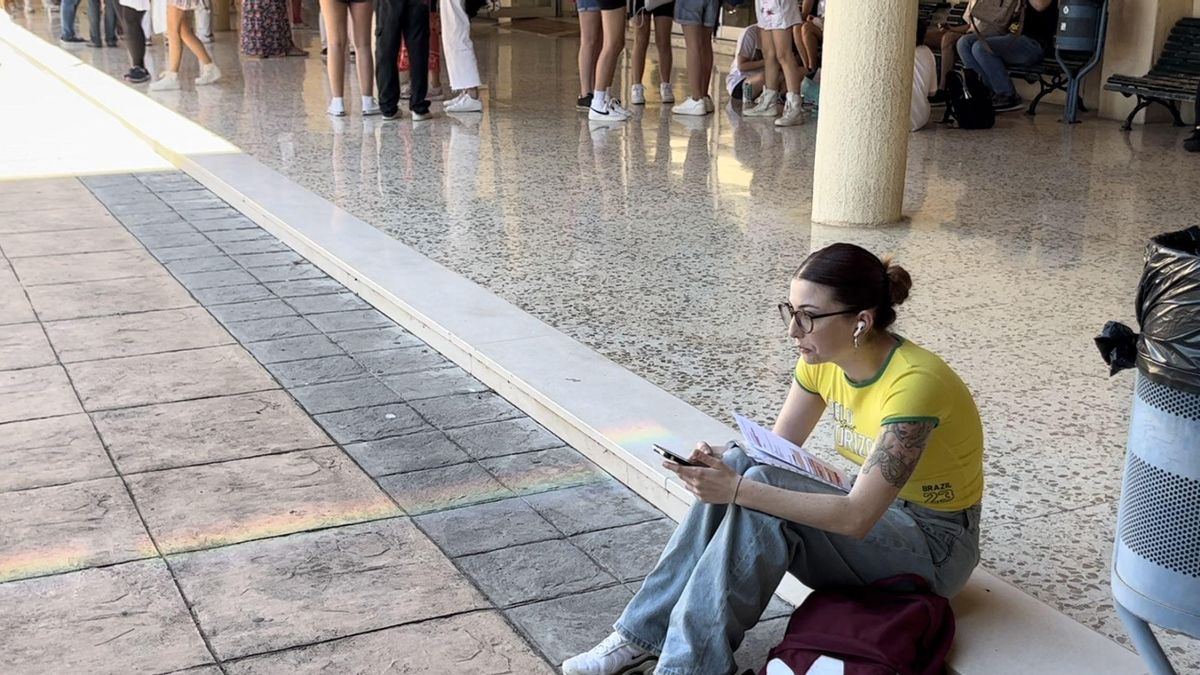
[285,45,309,57]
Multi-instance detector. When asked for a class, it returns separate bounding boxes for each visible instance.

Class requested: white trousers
[440,0,480,90]
[194,4,210,37]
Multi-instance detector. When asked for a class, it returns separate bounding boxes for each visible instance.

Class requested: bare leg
[939,31,962,89]
[760,29,778,91]
[682,23,712,100]
[653,15,672,83]
[173,6,211,65]
[631,14,651,85]
[594,7,625,92]
[800,21,821,77]
[349,0,374,95]
[578,11,601,96]
[166,5,184,72]
[320,0,347,97]
[771,28,802,94]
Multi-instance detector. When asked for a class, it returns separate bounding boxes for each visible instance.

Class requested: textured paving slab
[353,345,449,377]
[8,249,165,286]
[0,227,141,258]
[92,390,332,473]
[415,496,562,558]
[457,539,619,607]
[0,414,114,492]
[224,612,555,674]
[67,345,278,410]
[0,206,123,233]
[479,446,608,496]
[0,477,154,581]
[505,585,636,666]
[381,364,489,401]
[0,272,36,325]
[23,275,197,321]
[344,429,471,476]
[522,481,664,537]
[0,322,56,370]
[409,391,525,430]
[170,518,488,659]
[445,416,565,460]
[43,307,233,363]
[0,560,213,675]
[0,365,83,423]
[378,461,515,515]
[264,354,369,388]
[313,402,431,444]
[128,447,399,553]
[571,520,678,583]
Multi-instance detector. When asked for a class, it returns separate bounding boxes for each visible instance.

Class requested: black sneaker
[992,94,1024,113]
[576,94,592,111]
[123,66,151,83]
[88,41,103,48]
[58,36,87,47]
[928,90,948,107]
[1185,128,1200,153]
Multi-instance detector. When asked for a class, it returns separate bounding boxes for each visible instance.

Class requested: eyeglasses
[778,301,862,334]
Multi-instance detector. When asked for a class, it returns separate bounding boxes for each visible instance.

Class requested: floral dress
[240,0,293,56]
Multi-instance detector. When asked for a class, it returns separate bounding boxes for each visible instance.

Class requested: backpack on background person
[942,70,996,129]
[969,0,1026,36]
[756,575,956,675]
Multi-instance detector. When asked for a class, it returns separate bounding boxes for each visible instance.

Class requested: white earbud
[854,321,866,337]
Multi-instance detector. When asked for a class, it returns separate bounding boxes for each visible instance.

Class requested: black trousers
[375,0,431,115]
[120,5,146,69]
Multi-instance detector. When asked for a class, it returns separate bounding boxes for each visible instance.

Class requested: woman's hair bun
[880,255,912,306]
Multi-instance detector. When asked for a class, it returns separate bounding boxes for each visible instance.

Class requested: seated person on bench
[957,0,1057,112]
[563,243,985,675]
[923,0,979,105]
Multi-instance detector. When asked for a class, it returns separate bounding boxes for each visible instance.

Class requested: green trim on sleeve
[794,372,820,396]
[880,415,941,428]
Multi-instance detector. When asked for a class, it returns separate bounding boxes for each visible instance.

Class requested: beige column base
[810,0,917,227]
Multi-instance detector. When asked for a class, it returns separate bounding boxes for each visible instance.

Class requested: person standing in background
[58,0,88,47]
[321,0,377,116]
[241,0,308,57]
[628,0,674,106]
[441,0,485,113]
[148,0,221,90]
[87,0,119,47]
[117,0,152,82]
[375,0,430,119]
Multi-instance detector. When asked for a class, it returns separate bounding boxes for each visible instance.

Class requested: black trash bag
[1095,321,1139,376]
[1133,226,1200,394]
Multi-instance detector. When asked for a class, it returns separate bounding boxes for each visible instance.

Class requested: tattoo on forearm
[863,421,934,489]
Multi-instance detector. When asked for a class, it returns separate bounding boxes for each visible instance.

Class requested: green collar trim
[845,336,905,388]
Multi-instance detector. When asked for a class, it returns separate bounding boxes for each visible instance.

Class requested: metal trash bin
[1098,226,1200,675]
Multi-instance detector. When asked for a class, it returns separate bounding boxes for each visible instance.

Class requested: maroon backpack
[759,575,955,675]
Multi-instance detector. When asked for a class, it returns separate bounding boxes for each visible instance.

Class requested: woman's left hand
[663,451,741,504]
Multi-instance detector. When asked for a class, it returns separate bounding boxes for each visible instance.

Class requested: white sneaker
[327,99,346,117]
[445,92,482,113]
[148,71,180,91]
[671,97,707,116]
[195,63,220,86]
[703,95,714,113]
[744,88,779,117]
[362,98,381,116]
[562,633,656,675]
[198,33,213,44]
[630,83,645,105]
[775,93,804,127]
[660,82,674,104]
[589,98,629,122]
[411,109,433,121]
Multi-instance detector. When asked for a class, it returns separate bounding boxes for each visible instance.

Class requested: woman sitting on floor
[564,243,985,675]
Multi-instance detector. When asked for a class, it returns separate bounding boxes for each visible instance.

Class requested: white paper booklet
[734,413,853,493]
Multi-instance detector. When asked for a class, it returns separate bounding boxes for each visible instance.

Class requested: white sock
[330,97,344,110]
[592,90,608,111]
[362,95,374,109]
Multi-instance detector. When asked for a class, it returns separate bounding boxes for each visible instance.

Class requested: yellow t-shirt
[794,337,984,512]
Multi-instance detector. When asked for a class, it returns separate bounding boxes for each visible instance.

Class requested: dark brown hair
[794,243,913,330]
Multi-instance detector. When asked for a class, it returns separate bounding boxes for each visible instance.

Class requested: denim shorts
[577,0,624,11]
[674,0,718,27]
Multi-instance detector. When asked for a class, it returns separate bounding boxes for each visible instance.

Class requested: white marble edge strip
[0,18,1144,674]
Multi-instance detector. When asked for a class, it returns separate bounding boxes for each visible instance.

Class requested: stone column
[810,0,917,227]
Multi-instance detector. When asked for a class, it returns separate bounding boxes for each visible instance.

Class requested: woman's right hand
[693,441,724,461]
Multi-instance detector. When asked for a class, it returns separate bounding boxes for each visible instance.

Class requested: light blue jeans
[60,0,82,39]
[956,33,1044,97]
[614,445,981,675]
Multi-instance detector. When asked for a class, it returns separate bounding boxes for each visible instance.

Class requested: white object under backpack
[767,655,847,675]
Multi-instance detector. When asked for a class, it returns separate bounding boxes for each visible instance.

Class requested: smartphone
[652,444,696,467]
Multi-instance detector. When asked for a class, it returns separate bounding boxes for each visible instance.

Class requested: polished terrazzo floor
[12,3,1200,665]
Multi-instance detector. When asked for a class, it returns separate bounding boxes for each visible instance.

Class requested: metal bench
[1104,17,1200,130]
[1008,50,1091,116]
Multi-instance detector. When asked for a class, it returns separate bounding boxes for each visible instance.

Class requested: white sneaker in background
[326,98,346,117]
[561,633,656,675]
[198,33,213,44]
[671,97,707,116]
[589,98,629,122]
[774,93,804,127]
[445,93,483,113]
[148,71,180,91]
[362,97,381,116]
[195,63,220,86]
[660,82,675,104]
[630,83,645,105]
[744,88,779,117]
